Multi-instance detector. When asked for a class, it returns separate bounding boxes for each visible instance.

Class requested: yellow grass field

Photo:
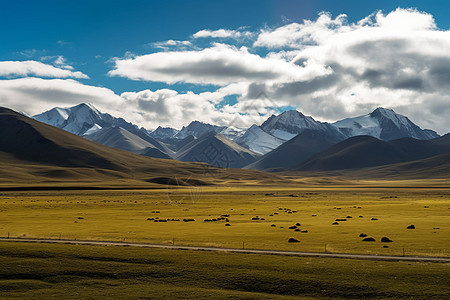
[0,184,448,257]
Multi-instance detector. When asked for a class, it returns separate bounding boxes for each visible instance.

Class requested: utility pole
[242,241,245,249]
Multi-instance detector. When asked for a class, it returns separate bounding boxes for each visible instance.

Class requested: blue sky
[3,0,449,94]
[1,0,450,132]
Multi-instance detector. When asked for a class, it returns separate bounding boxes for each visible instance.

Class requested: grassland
[0,185,448,257]
[0,241,449,299]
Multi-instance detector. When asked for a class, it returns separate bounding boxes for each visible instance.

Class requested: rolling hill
[0,107,284,187]
[245,129,344,170]
[294,135,450,171]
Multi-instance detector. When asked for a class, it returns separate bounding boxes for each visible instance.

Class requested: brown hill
[0,107,285,187]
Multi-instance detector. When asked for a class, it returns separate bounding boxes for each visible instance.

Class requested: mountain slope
[175,132,260,168]
[333,107,439,140]
[235,125,285,155]
[344,153,450,180]
[245,129,344,170]
[33,103,140,136]
[260,110,346,141]
[175,121,226,139]
[84,127,172,159]
[1,107,120,170]
[294,135,450,171]
[1,107,287,186]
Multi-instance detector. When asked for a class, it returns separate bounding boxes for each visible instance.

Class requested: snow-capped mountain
[334,107,439,140]
[33,103,139,136]
[174,121,226,139]
[260,110,346,141]
[149,126,179,139]
[32,103,442,168]
[85,127,172,159]
[236,110,346,155]
[34,107,71,128]
[235,125,285,155]
[245,129,345,170]
[175,131,260,168]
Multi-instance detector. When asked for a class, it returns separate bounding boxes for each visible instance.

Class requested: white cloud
[40,55,75,70]
[108,43,328,85]
[0,60,88,79]
[7,8,448,135]
[151,40,194,51]
[120,82,279,129]
[193,29,252,39]
[246,8,450,134]
[254,12,349,49]
[0,77,121,116]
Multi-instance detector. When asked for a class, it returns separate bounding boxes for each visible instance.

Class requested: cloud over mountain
[3,8,450,134]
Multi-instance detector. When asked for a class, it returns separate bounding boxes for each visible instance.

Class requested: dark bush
[288,237,300,243]
[381,237,393,243]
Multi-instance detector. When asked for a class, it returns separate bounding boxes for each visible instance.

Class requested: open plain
[1,183,448,257]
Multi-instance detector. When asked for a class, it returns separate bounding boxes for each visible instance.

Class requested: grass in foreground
[0,241,449,299]
[0,186,448,256]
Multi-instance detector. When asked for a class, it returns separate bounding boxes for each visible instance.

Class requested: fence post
[7,232,9,239]
[243,241,245,249]
[325,244,327,253]
[172,237,175,246]
[402,248,405,257]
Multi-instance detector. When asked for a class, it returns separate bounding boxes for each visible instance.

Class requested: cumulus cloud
[246,8,450,133]
[103,8,450,133]
[193,29,252,39]
[6,8,450,134]
[120,85,268,129]
[108,43,329,85]
[151,40,195,51]
[0,77,121,116]
[254,12,349,49]
[0,60,88,79]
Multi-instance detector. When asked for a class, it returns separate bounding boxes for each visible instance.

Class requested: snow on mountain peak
[335,107,439,140]
[33,106,71,127]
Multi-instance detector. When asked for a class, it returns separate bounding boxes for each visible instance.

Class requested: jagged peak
[70,103,101,115]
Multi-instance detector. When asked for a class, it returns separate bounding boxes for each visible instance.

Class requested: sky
[1,0,450,133]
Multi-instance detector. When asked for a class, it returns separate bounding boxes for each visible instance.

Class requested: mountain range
[30,103,446,173]
[0,107,284,186]
[293,134,450,172]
